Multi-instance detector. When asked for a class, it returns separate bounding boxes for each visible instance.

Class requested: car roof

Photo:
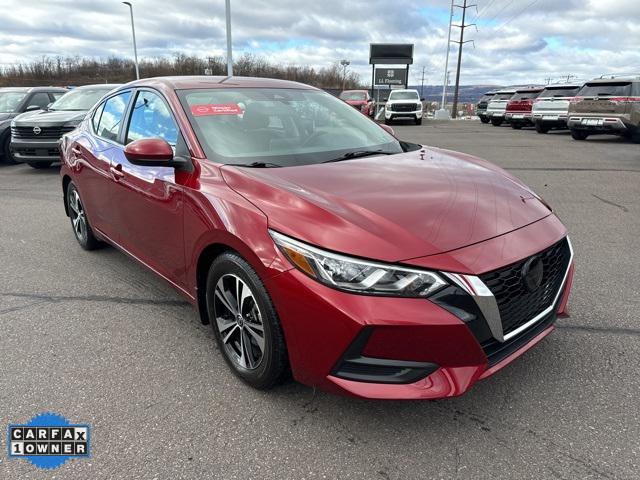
[544,83,583,89]
[515,87,544,93]
[389,89,418,93]
[585,76,640,84]
[73,84,121,90]
[122,76,318,91]
[341,89,367,93]
[494,89,517,94]
[0,86,67,93]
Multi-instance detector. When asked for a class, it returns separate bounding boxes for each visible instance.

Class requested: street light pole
[340,59,350,90]
[441,0,454,109]
[122,2,139,80]
[225,0,233,76]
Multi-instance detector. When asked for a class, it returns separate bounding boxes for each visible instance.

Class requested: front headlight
[270,230,447,297]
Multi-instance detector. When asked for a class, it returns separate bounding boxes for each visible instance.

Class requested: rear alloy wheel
[206,253,288,389]
[1,133,17,165]
[28,162,52,169]
[67,182,100,250]
[535,121,549,134]
[491,117,503,126]
[571,129,589,141]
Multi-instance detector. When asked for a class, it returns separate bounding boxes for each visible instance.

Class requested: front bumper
[10,137,61,163]
[265,216,573,400]
[385,109,422,120]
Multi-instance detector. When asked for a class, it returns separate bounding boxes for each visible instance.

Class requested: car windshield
[50,88,112,111]
[340,91,367,101]
[388,91,419,100]
[538,86,581,98]
[511,91,542,101]
[577,82,632,97]
[0,91,27,113]
[179,88,406,167]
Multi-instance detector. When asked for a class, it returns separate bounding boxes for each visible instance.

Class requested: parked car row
[478,75,640,142]
[0,84,118,168]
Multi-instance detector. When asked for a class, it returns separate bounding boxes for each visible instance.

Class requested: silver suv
[532,83,582,134]
[485,89,516,126]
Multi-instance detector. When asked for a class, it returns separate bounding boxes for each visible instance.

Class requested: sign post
[369,44,414,117]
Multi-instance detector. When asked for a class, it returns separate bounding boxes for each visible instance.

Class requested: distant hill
[408,85,502,104]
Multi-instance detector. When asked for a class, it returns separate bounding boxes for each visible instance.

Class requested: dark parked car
[60,76,574,400]
[11,84,119,168]
[476,91,497,123]
[0,86,68,164]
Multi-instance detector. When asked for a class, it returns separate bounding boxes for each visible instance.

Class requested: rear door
[109,88,186,284]
[72,90,132,240]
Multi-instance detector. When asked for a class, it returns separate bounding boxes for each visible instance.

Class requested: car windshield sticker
[190,104,243,116]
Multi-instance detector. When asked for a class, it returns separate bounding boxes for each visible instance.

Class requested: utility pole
[340,59,350,90]
[420,66,426,99]
[440,0,455,110]
[225,0,233,76]
[122,2,139,80]
[544,76,552,85]
[451,0,476,119]
[565,74,576,83]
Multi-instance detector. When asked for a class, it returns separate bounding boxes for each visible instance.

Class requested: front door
[109,89,186,286]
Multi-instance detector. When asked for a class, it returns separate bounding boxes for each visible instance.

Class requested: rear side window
[538,87,581,98]
[96,91,131,142]
[126,90,178,146]
[577,82,632,97]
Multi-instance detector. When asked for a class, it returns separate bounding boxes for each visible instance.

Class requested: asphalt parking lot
[1,121,638,479]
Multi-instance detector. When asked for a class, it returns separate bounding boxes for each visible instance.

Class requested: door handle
[110,164,124,180]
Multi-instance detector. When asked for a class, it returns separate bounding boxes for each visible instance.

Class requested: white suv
[384,89,423,125]
[532,83,582,133]
[485,88,516,126]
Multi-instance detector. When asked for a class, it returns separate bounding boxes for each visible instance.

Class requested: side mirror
[124,138,175,166]
[25,105,41,112]
[379,124,395,137]
[420,97,425,102]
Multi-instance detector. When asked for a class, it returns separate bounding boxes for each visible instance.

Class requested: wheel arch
[195,242,235,325]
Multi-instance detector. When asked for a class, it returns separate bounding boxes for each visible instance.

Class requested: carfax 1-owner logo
[7,412,91,469]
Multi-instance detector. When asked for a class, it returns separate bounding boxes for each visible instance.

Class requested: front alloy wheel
[206,252,288,389]
[214,274,265,370]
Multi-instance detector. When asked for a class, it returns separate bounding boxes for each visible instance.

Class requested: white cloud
[0,0,638,85]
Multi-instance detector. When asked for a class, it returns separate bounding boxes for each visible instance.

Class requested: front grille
[390,103,419,112]
[11,126,75,139]
[479,238,571,336]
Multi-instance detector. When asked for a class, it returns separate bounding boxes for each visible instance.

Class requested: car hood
[13,109,87,126]
[0,112,15,122]
[388,99,420,104]
[221,147,552,262]
[345,100,367,106]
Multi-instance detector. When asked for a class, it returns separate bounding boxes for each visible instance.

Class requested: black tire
[384,118,392,125]
[511,123,522,130]
[627,130,640,143]
[206,252,289,390]
[1,132,17,165]
[535,121,549,134]
[571,129,589,141]
[66,182,100,250]
[28,162,52,169]
[480,117,490,124]
[491,117,503,126]
[415,117,422,125]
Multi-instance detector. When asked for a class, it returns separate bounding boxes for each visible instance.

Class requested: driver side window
[126,90,178,146]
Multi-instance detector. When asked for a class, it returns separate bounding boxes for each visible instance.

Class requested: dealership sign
[375,68,408,86]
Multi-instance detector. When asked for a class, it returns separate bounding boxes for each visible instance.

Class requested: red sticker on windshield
[190,104,243,116]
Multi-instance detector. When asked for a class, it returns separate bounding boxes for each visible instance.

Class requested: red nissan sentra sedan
[60,77,574,400]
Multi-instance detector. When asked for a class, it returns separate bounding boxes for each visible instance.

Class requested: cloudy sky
[1,0,639,86]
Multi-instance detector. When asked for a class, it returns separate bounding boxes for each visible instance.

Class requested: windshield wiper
[226,161,282,168]
[322,150,392,164]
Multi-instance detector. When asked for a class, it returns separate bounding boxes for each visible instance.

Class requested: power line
[451,0,477,119]
[494,0,539,32]
[483,0,516,24]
